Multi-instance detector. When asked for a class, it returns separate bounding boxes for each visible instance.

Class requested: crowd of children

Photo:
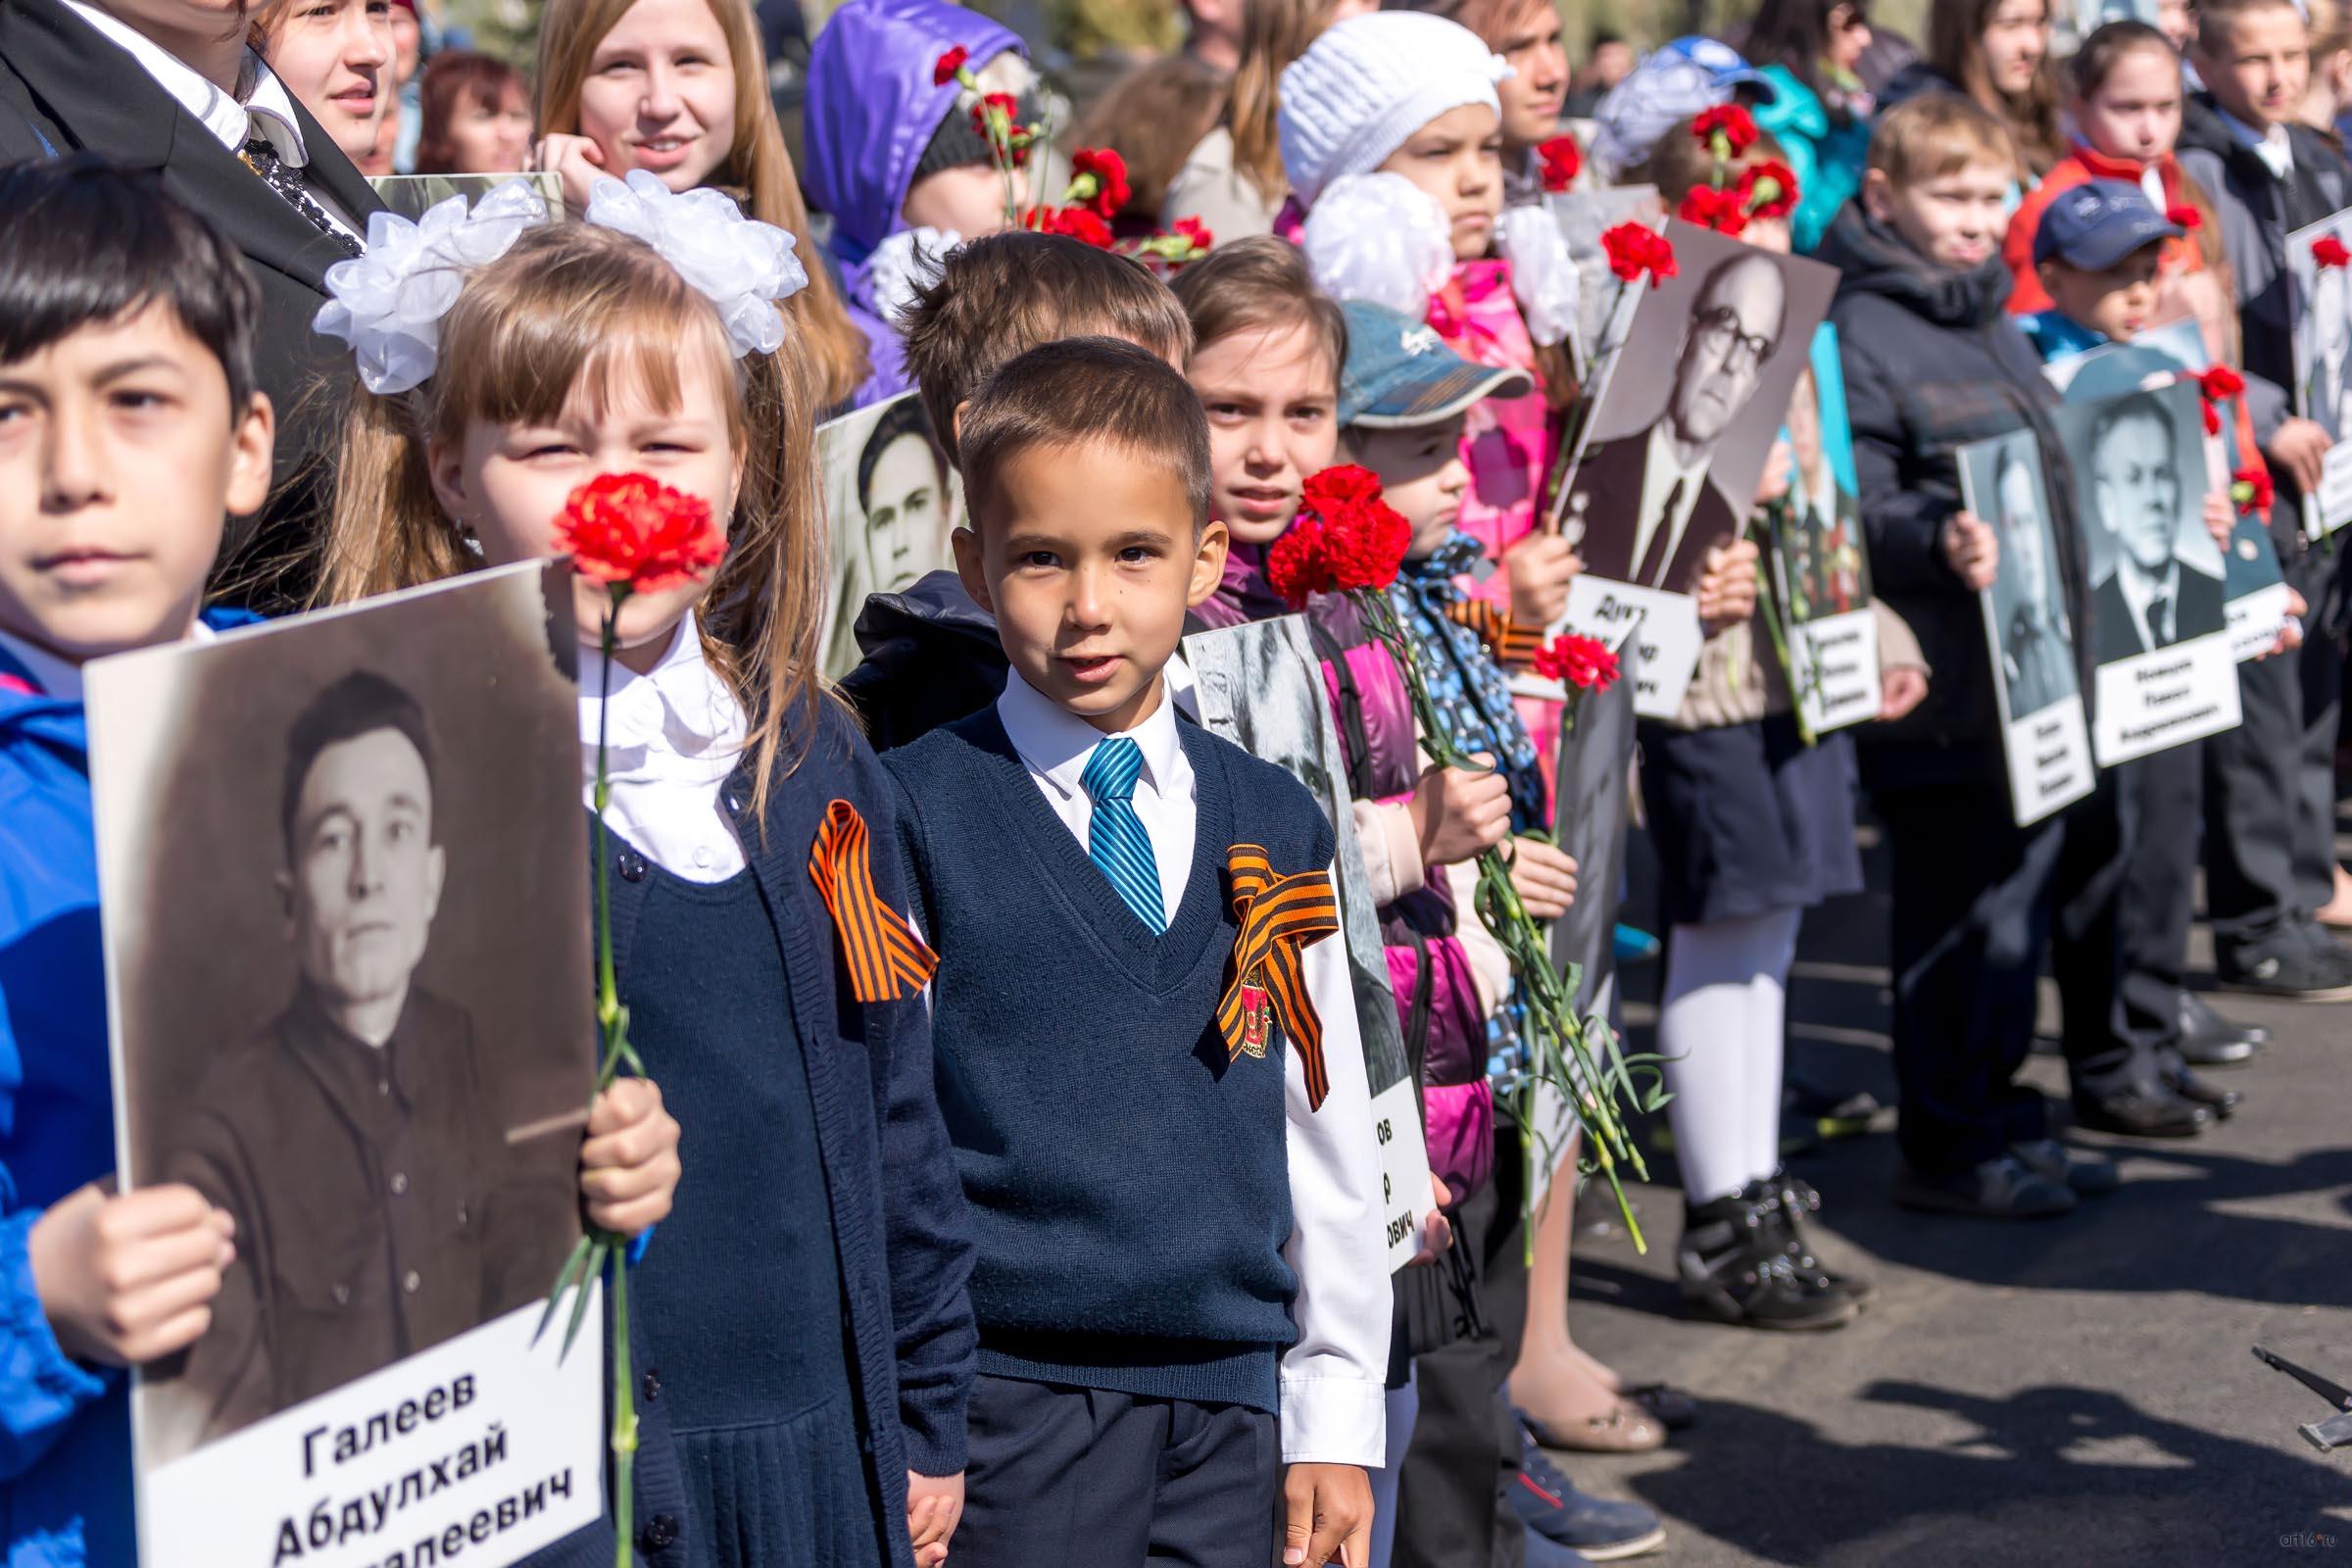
[7,0,2352,1564]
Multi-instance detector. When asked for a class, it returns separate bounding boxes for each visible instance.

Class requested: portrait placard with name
[2047,380,2241,763]
[1181,616,1431,1271]
[2285,207,2352,537]
[88,563,603,1565]
[1769,322,1878,736]
[2044,317,2289,662]
[1958,430,2097,826]
[1552,220,1837,718]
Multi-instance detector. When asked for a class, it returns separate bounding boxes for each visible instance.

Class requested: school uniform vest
[883,707,1334,1413]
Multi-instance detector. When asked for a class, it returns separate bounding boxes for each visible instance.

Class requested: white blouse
[576,614,749,883]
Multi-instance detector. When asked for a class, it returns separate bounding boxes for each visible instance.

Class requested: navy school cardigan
[530,697,977,1568]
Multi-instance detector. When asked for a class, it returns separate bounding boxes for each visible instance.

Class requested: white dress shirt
[576,614,750,883]
[0,620,215,700]
[1626,422,1713,588]
[995,666,1392,1468]
[2218,106,2295,181]
[2113,555,2182,652]
[63,0,365,239]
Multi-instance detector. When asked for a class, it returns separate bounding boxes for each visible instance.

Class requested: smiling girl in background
[1886,0,2066,185]
[532,0,870,409]
[252,0,395,172]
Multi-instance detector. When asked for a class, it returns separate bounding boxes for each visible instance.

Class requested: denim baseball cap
[1338,299,1532,427]
[2033,179,2184,270]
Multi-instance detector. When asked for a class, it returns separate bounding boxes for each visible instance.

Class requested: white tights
[1656,907,1803,1205]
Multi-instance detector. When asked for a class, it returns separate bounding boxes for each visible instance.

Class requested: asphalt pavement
[1548,823,2352,1567]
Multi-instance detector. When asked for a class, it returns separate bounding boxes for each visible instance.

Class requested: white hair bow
[1300,173,1454,321]
[315,170,809,395]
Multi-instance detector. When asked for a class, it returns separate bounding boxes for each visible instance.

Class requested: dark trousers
[2204,546,2344,963]
[1878,774,2135,1173]
[955,1377,1280,1568]
[1393,1113,1529,1568]
[2110,741,2203,1071]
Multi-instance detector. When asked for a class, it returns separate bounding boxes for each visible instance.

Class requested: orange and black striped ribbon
[1217,845,1342,1109]
[1444,601,1544,670]
[808,799,938,1004]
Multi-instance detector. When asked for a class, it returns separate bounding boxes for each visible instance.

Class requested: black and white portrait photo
[2055,385,2226,666]
[1181,615,1429,1270]
[1558,220,1838,598]
[2287,209,2352,442]
[1979,434,2079,720]
[87,564,596,1480]
[819,392,961,677]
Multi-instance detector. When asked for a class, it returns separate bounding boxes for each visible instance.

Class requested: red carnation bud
[1600,221,1677,287]
[1677,183,1749,237]
[554,472,726,596]
[1740,159,1800,220]
[1532,633,1621,693]
[1173,215,1214,252]
[1692,103,1759,156]
[2316,235,2351,270]
[933,46,968,86]
[1069,146,1131,220]
[1538,134,1582,193]
[2165,203,2202,230]
[2231,464,2275,514]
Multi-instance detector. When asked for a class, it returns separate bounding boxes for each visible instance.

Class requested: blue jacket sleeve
[0,1203,110,1482]
[867,763,977,1478]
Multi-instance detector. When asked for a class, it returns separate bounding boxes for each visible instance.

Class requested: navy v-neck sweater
[883,706,1335,1414]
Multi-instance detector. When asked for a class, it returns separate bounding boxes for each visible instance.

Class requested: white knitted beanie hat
[1279,12,1510,211]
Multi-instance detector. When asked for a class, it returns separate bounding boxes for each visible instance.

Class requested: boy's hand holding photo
[1695,537,1761,631]
[1503,530,1580,628]
[1939,512,2001,591]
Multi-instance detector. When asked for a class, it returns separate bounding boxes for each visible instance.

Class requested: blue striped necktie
[1080,736,1165,933]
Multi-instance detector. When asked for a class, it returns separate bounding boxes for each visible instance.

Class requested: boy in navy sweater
[0,158,680,1568]
[882,337,1389,1568]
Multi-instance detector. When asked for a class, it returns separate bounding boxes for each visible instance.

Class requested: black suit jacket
[1564,435,1741,596]
[0,0,385,602]
[2090,562,2227,665]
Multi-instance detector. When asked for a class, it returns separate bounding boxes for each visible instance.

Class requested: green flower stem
[554,583,641,1568]
[1353,587,1659,1257]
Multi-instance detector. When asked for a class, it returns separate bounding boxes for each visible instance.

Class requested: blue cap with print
[2033,179,2184,270]
[1338,299,1532,427]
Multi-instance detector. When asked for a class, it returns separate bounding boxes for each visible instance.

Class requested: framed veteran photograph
[817,392,962,678]
[88,563,602,1565]
[2285,207,2352,535]
[1181,615,1431,1271]
[2048,381,2242,764]
[1768,323,1879,737]
[1553,220,1838,718]
[1959,430,2097,826]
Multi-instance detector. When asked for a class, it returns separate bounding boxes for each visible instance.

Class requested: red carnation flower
[1600,221,1677,287]
[1265,516,1333,609]
[1538,134,1582,193]
[1692,103,1759,156]
[933,46,968,86]
[1302,464,1384,514]
[554,472,726,595]
[2166,203,2202,231]
[1740,159,1800,220]
[1287,466,1411,596]
[2195,365,2245,434]
[1531,633,1620,693]
[1070,146,1131,220]
[2316,235,2352,270]
[1678,182,1748,237]
[2232,464,2275,515]
[1045,205,1114,248]
[1172,215,1214,252]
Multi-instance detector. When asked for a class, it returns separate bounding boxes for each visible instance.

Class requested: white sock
[1657,908,1802,1205]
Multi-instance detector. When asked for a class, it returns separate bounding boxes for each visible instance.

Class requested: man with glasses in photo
[1562,248,1790,594]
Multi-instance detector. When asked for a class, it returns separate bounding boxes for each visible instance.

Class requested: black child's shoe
[1676,1185,1856,1332]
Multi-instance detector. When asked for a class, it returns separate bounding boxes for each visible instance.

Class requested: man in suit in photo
[2086,390,2224,664]
[0,0,384,602]
[1561,248,1788,595]
[1990,443,2075,718]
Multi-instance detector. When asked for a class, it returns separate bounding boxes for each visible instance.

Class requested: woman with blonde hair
[1160,0,1378,240]
[532,0,870,409]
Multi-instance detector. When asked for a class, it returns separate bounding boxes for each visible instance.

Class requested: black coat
[1563,434,1741,595]
[1814,204,2090,790]
[2091,564,2228,665]
[0,0,385,602]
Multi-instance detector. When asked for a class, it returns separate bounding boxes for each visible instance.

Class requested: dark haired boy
[881,337,1387,1568]
[2178,0,2352,999]
[844,232,1196,748]
[0,158,672,1565]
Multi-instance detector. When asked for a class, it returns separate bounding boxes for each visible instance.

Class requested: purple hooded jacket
[804,0,1023,408]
